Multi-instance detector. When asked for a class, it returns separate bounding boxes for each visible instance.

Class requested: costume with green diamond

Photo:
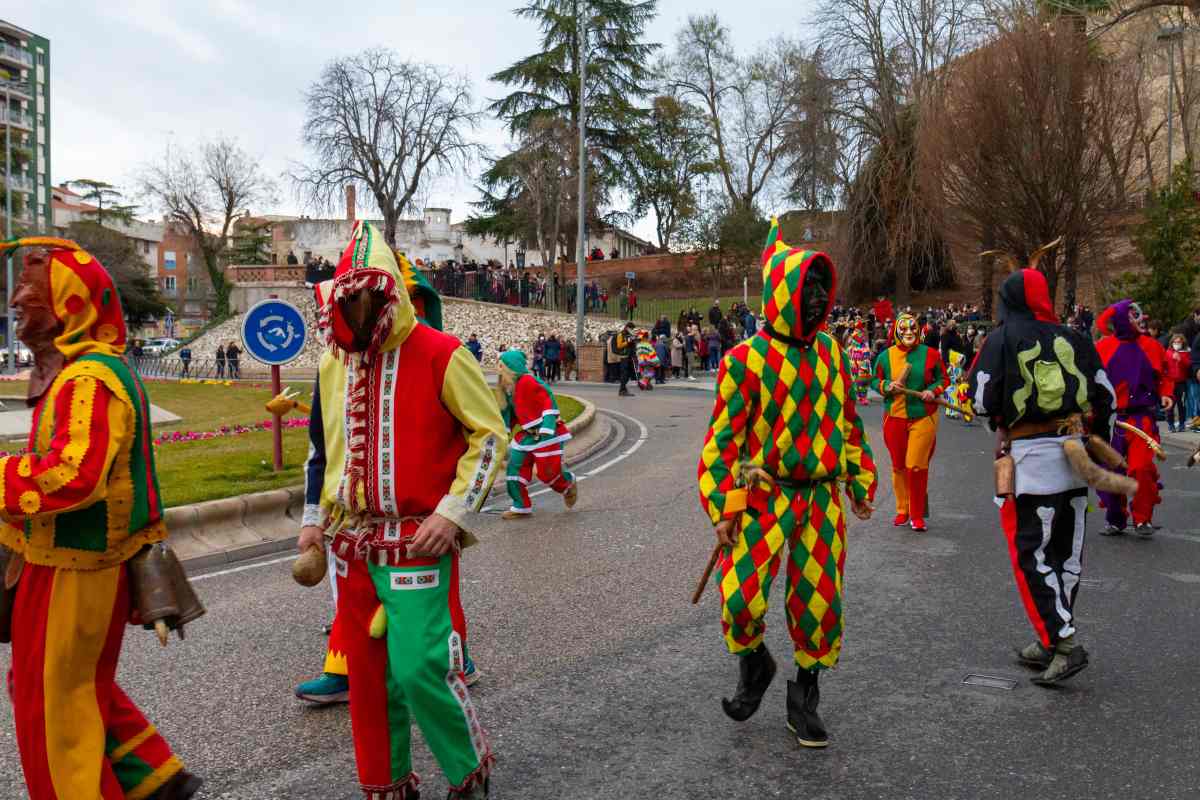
[697,219,877,745]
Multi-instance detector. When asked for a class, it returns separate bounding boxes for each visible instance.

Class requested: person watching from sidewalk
[1166,334,1191,432]
[466,333,483,363]
[611,322,638,397]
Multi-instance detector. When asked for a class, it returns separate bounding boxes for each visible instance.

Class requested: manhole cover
[962,674,1017,690]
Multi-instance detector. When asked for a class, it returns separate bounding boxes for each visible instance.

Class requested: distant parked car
[0,344,33,367]
[142,337,181,356]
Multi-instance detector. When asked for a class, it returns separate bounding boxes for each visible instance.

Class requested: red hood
[998,269,1056,324]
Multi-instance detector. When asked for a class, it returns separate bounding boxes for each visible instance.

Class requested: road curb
[177,400,598,569]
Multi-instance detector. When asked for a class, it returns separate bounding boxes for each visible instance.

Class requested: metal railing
[424,268,758,329]
[2,174,32,192]
[1,107,31,129]
[0,44,32,68]
[130,356,274,381]
[0,77,31,97]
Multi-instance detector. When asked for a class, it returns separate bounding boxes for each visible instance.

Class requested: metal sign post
[240,296,308,472]
[4,84,13,375]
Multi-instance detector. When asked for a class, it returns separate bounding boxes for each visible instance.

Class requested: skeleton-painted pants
[505,446,574,514]
[1098,412,1161,528]
[1000,489,1088,648]
[336,551,492,799]
[9,562,185,799]
[719,481,846,671]
[882,414,938,519]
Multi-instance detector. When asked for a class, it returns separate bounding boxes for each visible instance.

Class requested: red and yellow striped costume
[0,238,184,799]
[698,220,877,670]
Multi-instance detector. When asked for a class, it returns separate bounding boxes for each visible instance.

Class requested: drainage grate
[962,674,1018,690]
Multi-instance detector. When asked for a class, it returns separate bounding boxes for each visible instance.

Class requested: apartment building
[0,18,49,234]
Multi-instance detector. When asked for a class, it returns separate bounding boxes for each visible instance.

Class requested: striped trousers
[9,561,184,799]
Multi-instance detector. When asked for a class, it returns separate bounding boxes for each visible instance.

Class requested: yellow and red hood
[1,236,127,362]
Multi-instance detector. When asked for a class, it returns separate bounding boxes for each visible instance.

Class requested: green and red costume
[311,222,508,799]
[698,219,877,672]
[498,351,574,515]
[871,314,949,528]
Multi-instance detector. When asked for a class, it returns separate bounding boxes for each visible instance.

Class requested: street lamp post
[4,85,14,375]
[1158,26,1187,179]
[574,1,587,351]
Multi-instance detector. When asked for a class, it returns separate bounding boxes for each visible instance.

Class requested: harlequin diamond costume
[0,237,200,799]
[847,322,873,405]
[966,268,1116,686]
[302,222,506,799]
[497,350,578,520]
[698,219,877,748]
[1094,300,1172,537]
[870,313,949,532]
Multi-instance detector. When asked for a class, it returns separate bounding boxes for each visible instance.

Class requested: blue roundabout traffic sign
[240,299,308,366]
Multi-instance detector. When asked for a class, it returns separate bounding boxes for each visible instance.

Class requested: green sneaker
[1014,641,1052,670]
[1031,638,1089,687]
[295,672,349,705]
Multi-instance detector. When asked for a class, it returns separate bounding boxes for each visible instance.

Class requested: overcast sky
[10,0,818,239]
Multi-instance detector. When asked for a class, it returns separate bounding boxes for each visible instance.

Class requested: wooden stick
[1115,420,1167,462]
[691,544,723,605]
[888,362,973,420]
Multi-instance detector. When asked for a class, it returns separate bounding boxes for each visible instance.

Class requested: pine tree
[67,179,138,226]
[490,0,660,155]
[478,0,660,250]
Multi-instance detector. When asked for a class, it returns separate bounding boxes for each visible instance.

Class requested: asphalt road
[2,384,1199,799]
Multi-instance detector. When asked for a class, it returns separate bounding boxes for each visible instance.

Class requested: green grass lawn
[558,394,584,424]
[0,380,587,507]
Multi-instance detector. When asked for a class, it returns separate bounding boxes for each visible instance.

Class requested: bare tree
[667,15,799,211]
[920,14,1139,310]
[625,92,715,250]
[816,0,984,302]
[138,138,275,318]
[293,50,482,247]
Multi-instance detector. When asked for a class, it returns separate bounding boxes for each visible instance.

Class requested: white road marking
[192,408,655,577]
[191,554,295,581]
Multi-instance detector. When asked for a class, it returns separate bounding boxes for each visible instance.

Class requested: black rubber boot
[721,645,777,721]
[786,668,829,748]
[147,771,204,800]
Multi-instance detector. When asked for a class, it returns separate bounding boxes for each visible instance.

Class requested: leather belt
[1009,417,1077,441]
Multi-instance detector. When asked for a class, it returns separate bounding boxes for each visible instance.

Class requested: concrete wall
[229,282,313,315]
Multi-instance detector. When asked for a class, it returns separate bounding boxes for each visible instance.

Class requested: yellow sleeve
[435,347,509,533]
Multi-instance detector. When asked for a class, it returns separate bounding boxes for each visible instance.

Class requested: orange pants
[882,414,938,519]
[8,562,184,799]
